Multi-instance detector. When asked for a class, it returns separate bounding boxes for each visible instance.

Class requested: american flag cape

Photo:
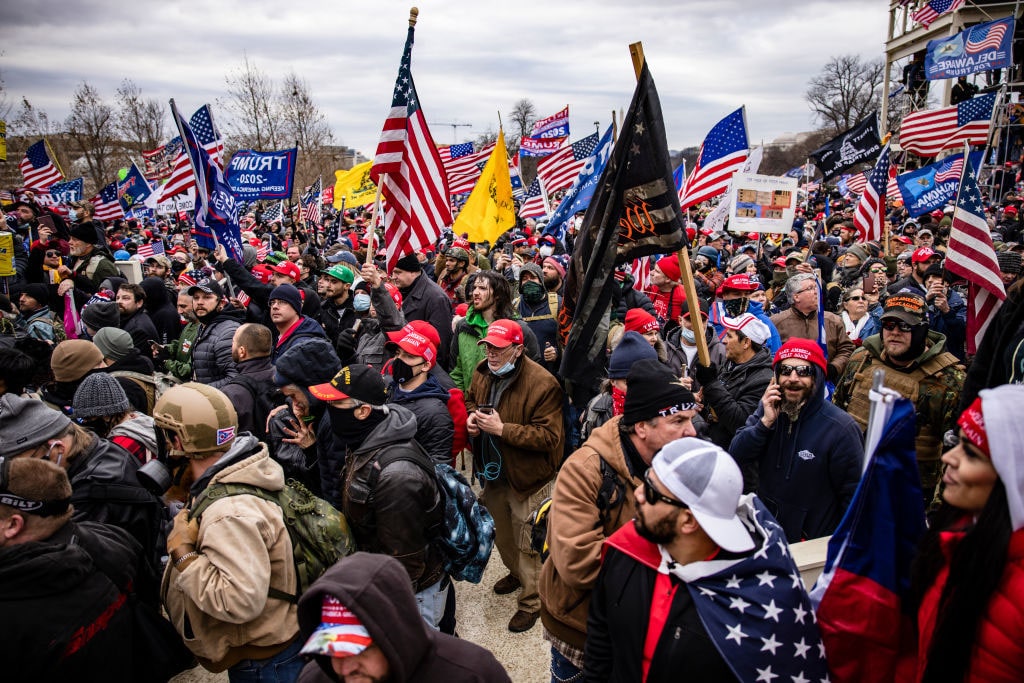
[679,107,748,209]
[604,496,829,683]
[811,395,925,683]
[899,93,995,158]
[946,155,1007,354]
[369,21,452,270]
[19,141,63,190]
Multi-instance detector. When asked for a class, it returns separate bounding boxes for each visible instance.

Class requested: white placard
[727,174,798,233]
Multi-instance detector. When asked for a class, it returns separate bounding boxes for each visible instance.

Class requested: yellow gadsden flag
[333,160,377,208]
[453,131,515,244]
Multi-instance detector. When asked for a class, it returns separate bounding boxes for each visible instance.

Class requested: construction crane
[432,122,472,144]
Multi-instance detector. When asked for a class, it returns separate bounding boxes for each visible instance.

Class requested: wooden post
[628,42,710,367]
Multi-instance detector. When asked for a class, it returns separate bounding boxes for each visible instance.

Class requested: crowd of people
[2,183,1024,682]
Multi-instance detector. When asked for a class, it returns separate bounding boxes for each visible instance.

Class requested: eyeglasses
[775,364,814,378]
[881,320,914,333]
[845,295,865,302]
[796,286,817,296]
[643,470,689,509]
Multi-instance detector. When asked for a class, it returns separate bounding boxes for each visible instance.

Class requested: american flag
[261,201,284,225]
[679,107,749,209]
[933,158,964,183]
[899,92,995,157]
[256,242,270,262]
[844,172,868,196]
[912,0,964,28]
[536,132,599,192]
[137,241,166,259]
[142,143,176,180]
[518,178,547,218]
[852,144,892,243]
[301,177,323,225]
[158,105,224,199]
[19,141,63,190]
[441,142,495,194]
[91,182,125,222]
[966,19,1009,54]
[946,156,1006,354]
[630,255,652,291]
[370,21,452,270]
[509,154,525,199]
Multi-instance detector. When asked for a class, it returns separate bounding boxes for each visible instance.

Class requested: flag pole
[366,181,383,266]
[628,41,710,367]
[43,137,65,179]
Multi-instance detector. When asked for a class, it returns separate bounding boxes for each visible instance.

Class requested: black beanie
[273,337,341,387]
[622,358,698,426]
[394,253,422,273]
[20,283,50,307]
[69,221,103,245]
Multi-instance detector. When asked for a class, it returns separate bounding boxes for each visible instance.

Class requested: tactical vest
[517,291,560,322]
[844,350,961,465]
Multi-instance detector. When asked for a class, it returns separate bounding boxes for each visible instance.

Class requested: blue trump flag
[117,162,155,213]
[543,125,614,240]
[49,177,84,204]
[811,395,925,682]
[170,100,243,262]
[926,16,1014,80]
[896,150,984,217]
[225,148,298,200]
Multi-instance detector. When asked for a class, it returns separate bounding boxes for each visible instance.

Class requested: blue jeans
[415,575,451,631]
[550,646,584,683]
[229,638,304,683]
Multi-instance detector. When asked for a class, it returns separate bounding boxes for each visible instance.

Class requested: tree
[508,98,536,153]
[805,55,885,136]
[221,54,282,152]
[65,82,118,192]
[280,71,334,188]
[115,79,165,152]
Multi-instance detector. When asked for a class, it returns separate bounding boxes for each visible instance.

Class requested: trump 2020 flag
[170,99,244,262]
[811,395,924,683]
[117,162,155,214]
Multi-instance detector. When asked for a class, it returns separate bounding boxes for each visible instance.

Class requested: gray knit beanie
[81,300,120,331]
[0,394,71,458]
[72,372,131,418]
[92,327,134,362]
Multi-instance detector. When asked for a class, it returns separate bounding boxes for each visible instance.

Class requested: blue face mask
[353,293,371,312]
[681,327,696,344]
[492,361,516,377]
[67,209,79,222]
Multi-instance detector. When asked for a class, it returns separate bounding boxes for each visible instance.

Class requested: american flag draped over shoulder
[19,141,63,190]
[913,0,964,28]
[91,182,125,222]
[852,144,892,243]
[899,93,995,158]
[946,155,1006,354]
[370,21,452,270]
[537,132,600,192]
[679,107,749,209]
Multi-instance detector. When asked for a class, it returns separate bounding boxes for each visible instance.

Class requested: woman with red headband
[903,384,1024,682]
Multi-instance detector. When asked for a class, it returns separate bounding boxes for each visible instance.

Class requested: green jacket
[162,321,200,381]
[449,309,490,392]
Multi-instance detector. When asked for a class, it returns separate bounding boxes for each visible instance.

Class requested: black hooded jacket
[297,553,510,683]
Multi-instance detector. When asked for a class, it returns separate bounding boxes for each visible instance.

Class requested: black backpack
[224,373,284,440]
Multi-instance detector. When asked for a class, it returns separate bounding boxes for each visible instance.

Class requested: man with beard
[187,278,245,388]
[16,283,63,344]
[833,292,964,506]
[56,222,119,308]
[115,283,159,356]
[159,290,200,382]
[729,338,862,543]
[541,255,566,296]
[390,253,453,360]
[319,264,356,347]
[586,438,828,683]
[438,247,472,305]
[309,364,449,629]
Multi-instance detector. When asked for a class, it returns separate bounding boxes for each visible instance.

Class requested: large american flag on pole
[91,182,125,222]
[441,141,495,194]
[19,141,64,190]
[899,92,995,158]
[852,144,892,243]
[912,0,965,28]
[370,18,452,270]
[158,105,225,199]
[536,132,600,192]
[679,107,749,209]
[946,155,1006,354]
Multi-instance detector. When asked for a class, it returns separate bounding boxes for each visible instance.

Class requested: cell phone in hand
[478,404,494,414]
[863,273,875,294]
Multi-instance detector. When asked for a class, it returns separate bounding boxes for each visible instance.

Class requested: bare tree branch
[805,55,884,136]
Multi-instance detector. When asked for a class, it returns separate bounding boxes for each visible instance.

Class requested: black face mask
[392,358,425,386]
[723,298,747,318]
[327,405,383,448]
[520,281,546,305]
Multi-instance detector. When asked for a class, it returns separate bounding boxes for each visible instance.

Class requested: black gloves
[693,362,718,387]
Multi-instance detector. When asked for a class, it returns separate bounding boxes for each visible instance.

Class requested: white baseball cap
[723,313,771,347]
[651,438,754,552]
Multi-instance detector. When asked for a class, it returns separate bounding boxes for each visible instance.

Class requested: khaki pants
[481,479,553,613]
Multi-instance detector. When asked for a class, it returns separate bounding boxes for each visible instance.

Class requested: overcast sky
[1,0,887,157]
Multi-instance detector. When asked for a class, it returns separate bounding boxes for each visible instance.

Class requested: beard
[780,382,812,420]
[634,507,679,545]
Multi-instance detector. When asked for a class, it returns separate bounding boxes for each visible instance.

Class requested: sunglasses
[775,364,814,378]
[643,470,689,509]
[45,250,61,257]
[869,267,887,274]
[882,320,915,333]
[846,295,865,302]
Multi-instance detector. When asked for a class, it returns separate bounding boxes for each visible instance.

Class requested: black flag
[809,114,882,182]
[558,61,686,406]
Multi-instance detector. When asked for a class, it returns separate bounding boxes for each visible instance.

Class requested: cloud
[1,0,885,156]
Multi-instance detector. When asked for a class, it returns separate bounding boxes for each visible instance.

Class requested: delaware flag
[810,395,925,683]
[453,129,515,244]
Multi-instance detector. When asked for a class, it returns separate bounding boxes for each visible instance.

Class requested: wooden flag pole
[628,42,710,367]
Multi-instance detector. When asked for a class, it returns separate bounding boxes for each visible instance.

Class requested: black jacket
[0,521,142,683]
[220,257,322,321]
[220,356,277,437]
[387,373,454,465]
[121,309,160,357]
[298,553,510,683]
[400,272,454,365]
[192,305,246,388]
[140,276,183,344]
[701,347,774,449]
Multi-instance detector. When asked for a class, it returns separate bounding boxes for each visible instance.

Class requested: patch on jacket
[797,449,815,461]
